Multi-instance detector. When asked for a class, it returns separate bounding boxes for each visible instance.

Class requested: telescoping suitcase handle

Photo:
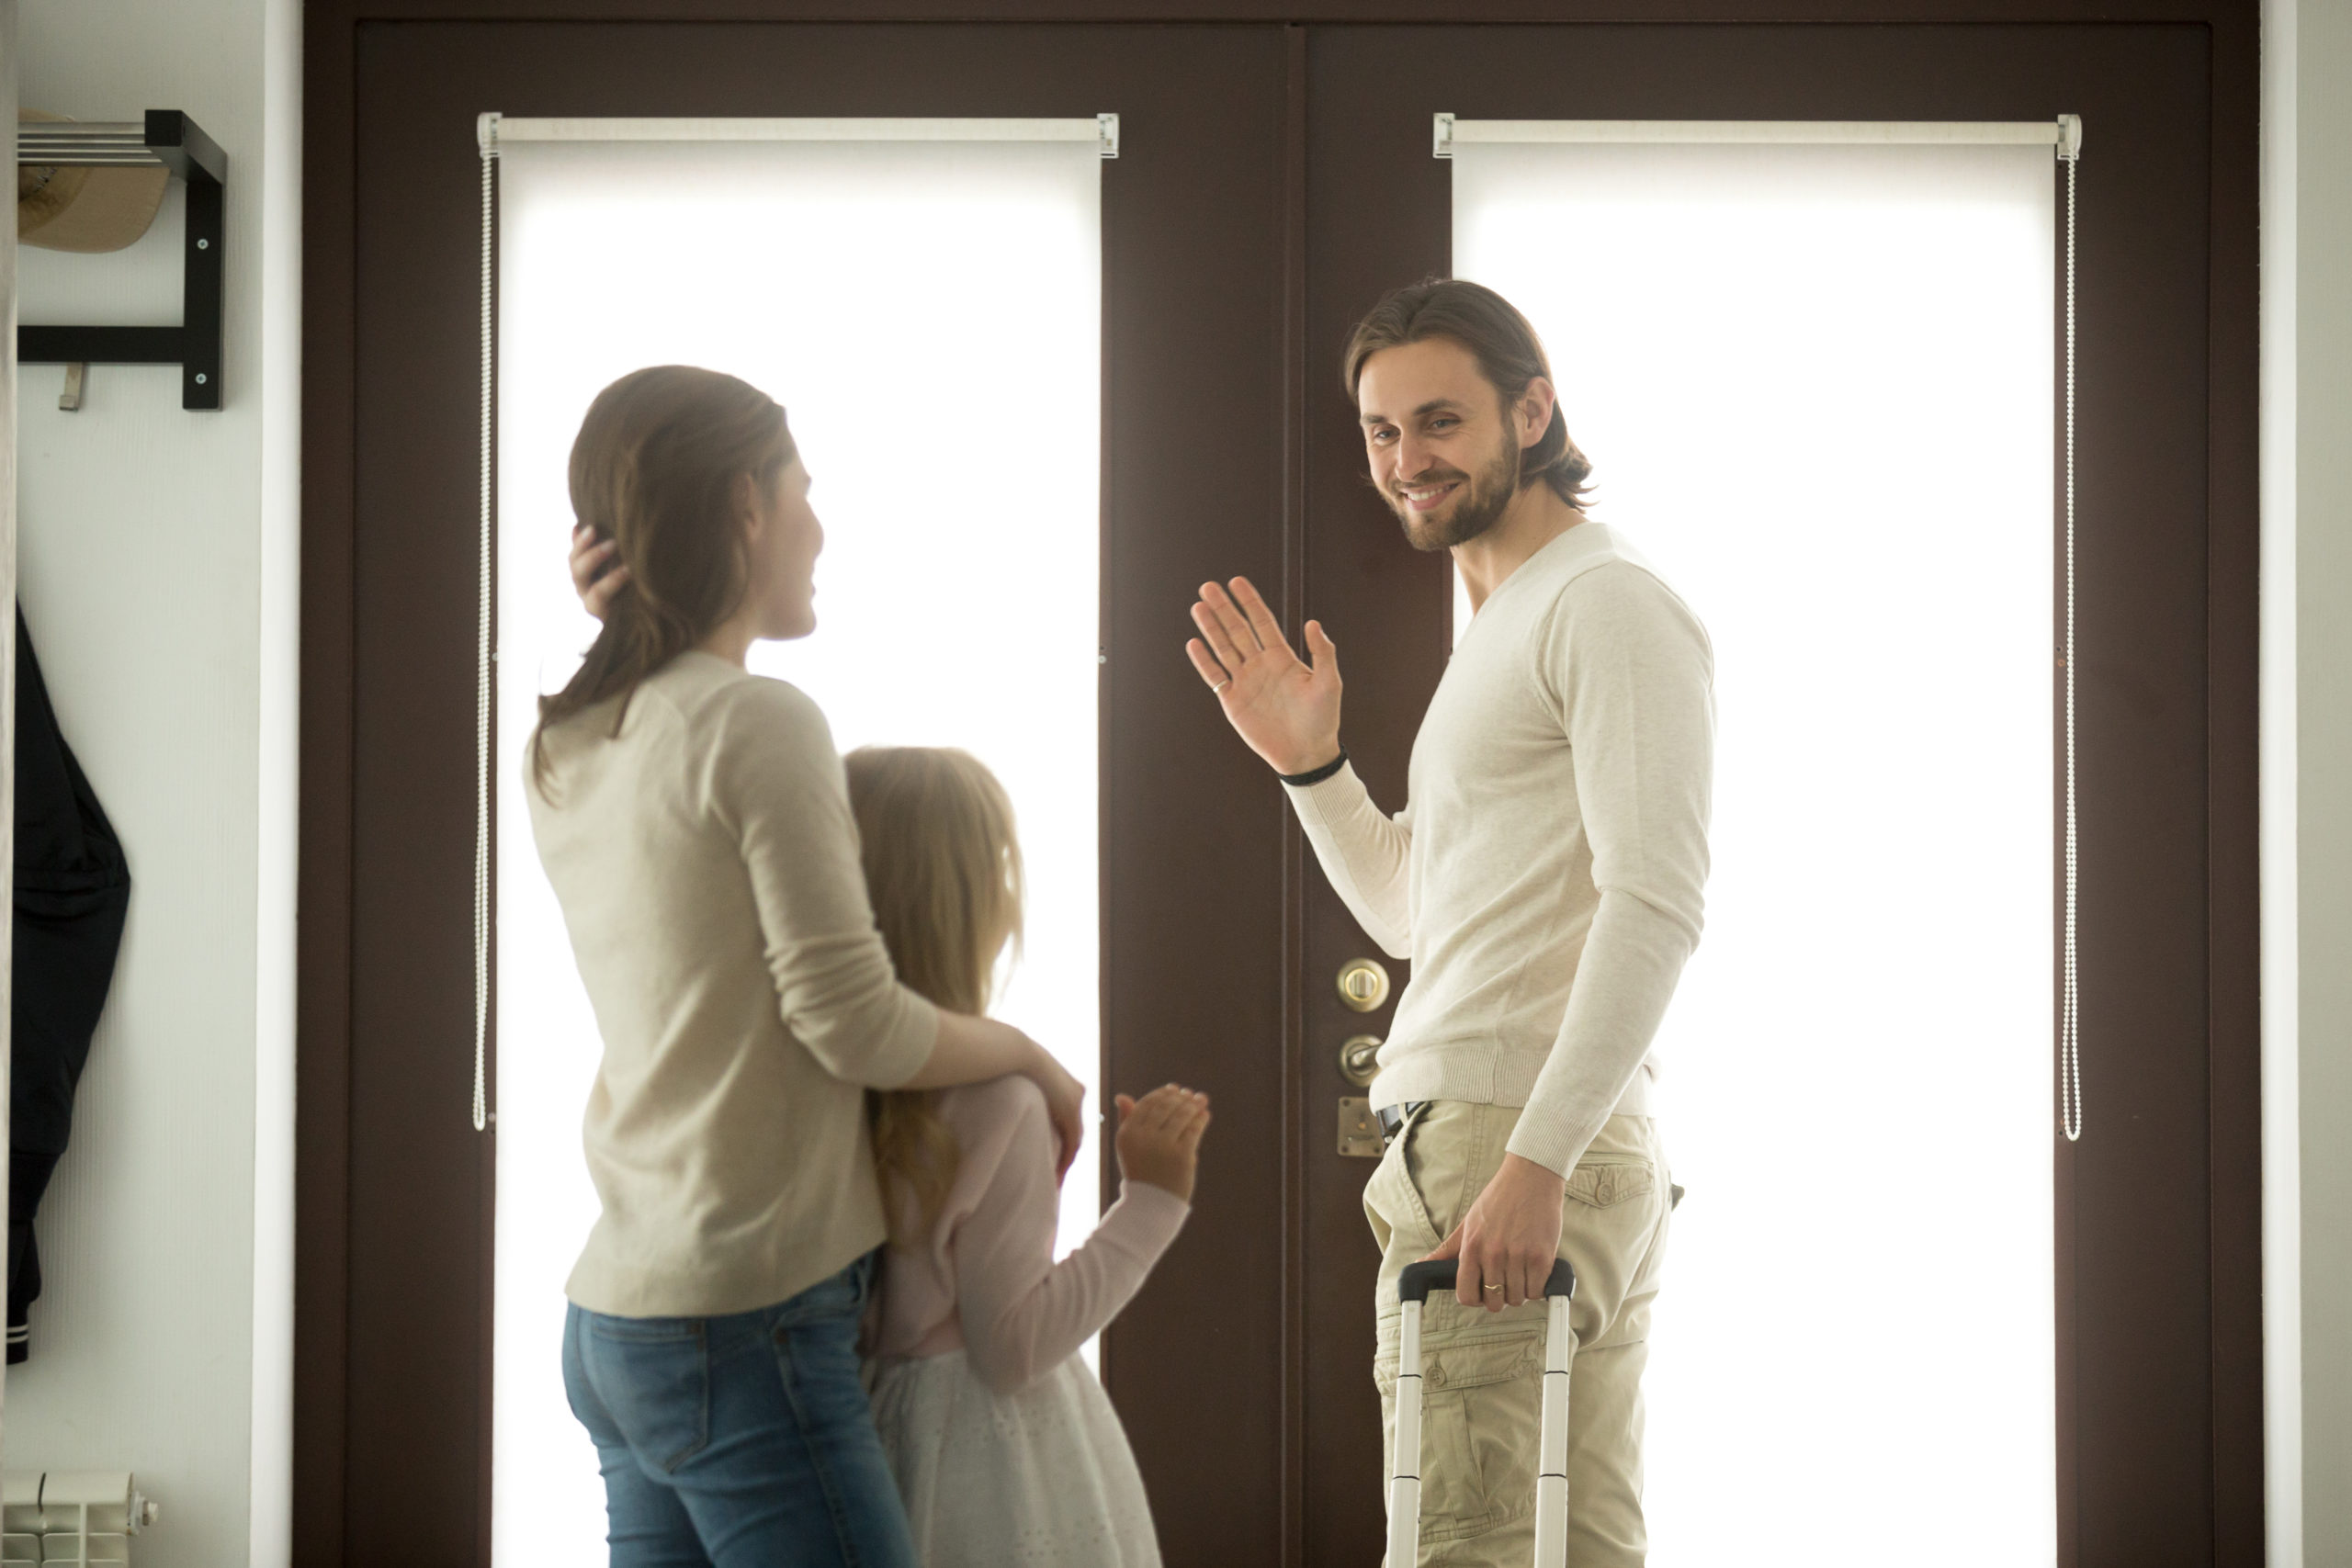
[1396,1258,1575,1303]
[1387,1259,1577,1568]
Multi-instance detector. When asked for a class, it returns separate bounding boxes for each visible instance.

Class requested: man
[1183,278,1713,1565]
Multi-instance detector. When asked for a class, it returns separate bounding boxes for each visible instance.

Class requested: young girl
[842,746,1211,1568]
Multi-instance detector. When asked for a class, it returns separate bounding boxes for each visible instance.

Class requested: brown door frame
[300,5,2258,1564]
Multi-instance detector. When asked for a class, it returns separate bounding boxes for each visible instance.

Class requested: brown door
[305,12,2256,1567]
[1288,27,2250,1568]
[317,23,1303,1565]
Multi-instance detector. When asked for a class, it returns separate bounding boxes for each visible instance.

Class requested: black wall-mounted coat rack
[16,110,226,412]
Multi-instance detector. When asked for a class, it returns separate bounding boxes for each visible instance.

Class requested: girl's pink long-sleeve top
[869,1075,1189,1395]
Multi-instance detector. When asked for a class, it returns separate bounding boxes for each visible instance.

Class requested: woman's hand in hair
[570,523,630,620]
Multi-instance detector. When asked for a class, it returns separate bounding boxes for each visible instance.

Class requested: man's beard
[1386,435,1522,553]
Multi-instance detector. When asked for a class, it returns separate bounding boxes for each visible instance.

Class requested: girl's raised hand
[1114,1085,1212,1203]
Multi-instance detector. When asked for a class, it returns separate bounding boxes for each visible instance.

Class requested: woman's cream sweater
[528,651,939,1318]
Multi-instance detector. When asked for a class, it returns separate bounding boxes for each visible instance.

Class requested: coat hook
[58,362,85,412]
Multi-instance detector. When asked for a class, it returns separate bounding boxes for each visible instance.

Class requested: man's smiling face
[1356,336,1526,553]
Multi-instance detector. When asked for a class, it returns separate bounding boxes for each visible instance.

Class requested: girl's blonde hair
[843,747,1024,1242]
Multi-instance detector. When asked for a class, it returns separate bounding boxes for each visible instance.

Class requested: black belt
[1371,1100,1687,1211]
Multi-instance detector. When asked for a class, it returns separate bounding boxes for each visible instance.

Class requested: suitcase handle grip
[1396,1258,1576,1304]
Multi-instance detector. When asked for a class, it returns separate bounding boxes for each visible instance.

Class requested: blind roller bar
[482,113,1120,157]
[1435,115,2080,158]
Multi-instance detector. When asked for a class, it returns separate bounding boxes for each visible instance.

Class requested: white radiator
[0,1473,158,1566]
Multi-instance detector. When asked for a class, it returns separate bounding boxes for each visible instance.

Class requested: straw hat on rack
[17,109,166,253]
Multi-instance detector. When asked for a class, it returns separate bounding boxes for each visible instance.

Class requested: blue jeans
[563,1256,917,1567]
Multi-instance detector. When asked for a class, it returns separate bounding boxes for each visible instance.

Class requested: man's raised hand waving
[1184,576,1343,778]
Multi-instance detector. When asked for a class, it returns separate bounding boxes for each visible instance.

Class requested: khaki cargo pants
[1368,1102,1671,1567]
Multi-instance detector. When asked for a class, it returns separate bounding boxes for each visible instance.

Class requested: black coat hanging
[9,608,131,1363]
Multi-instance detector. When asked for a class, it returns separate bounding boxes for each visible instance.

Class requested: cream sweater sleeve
[1509,564,1715,1176]
[701,678,939,1089]
[1283,762,1414,960]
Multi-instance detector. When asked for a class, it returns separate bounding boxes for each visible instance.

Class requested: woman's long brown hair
[843,747,1025,1243]
[529,366,795,793]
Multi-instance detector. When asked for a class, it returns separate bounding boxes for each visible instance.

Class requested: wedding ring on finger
[1211,678,1232,694]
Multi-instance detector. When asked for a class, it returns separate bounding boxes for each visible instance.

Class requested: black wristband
[1279,750,1349,787]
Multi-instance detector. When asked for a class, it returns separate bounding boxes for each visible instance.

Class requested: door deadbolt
[1339,1034,1383,1089]
[1336,957,1391,1012]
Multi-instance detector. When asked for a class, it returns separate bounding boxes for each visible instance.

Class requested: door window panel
[493,134,1102,1566]
[1453,138,2057,1564]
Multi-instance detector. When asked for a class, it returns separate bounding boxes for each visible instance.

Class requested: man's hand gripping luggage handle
[1396,1258,1577,1304]
[1388,1258,1579,1567]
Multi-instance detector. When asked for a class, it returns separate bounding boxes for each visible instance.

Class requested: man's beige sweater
[1286,523,1714,1176]
[528,651,939,1318]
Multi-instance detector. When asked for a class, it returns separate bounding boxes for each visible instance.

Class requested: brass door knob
[1336,957,1391,1013]
[1339,1034,1383,1088]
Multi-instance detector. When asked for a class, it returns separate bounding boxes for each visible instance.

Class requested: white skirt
[868,1349,1162,1568]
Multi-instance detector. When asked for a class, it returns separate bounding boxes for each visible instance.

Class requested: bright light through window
[1454,140,2056,1564]
[494,136,1102,1566]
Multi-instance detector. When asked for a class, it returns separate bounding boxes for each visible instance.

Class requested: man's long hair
[1341,277,1594,510]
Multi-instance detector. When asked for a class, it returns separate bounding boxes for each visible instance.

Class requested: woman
[528,365,1084,1568]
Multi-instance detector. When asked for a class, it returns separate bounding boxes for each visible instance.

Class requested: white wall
[2,2,298,1565]
[2292,0,2352,1556]
[2263,0,2304,1559]
[2269,0,2352,1561]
